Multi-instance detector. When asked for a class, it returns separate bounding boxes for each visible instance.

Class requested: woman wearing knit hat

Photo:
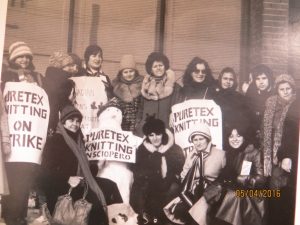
[41,105,122,225]
[130,116,184,225]
[1,41,43,90]
[1,41,44,225]
[243,64,275,147]
[164,124,225,225]
[261,74,297,225]
[190,118,266,225]
[135,52,176,137]
[43,51,77,134]
[112,54,143,132]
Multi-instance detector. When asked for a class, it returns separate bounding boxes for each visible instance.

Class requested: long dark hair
[182,57,215,87]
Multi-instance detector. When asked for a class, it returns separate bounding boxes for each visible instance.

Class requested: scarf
[112,75,143,102]
[141,69,175,100]
[57,122,107,213]
[262,95,296,176]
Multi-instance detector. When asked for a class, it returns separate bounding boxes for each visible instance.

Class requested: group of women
[0,41,299,225]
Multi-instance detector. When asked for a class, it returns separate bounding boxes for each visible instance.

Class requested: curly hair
[251,64,274,88]
[145,52,170,75]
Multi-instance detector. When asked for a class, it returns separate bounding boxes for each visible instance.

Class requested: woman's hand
[68,176,83,188]
[241,73,253,94]
[281,158,292,173]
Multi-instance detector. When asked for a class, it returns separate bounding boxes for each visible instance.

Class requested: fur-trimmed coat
[130,129,185,216]
[136,70,176,136]
[112,75,143,131]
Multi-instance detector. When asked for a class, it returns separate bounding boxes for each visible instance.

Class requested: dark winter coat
[136,70,176,137]
[41,130,121,225]
[43,66,75,133]
[130,130,185,217]
[215,88,253,147]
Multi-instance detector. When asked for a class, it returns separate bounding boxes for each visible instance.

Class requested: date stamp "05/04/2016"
[235,189,281,198]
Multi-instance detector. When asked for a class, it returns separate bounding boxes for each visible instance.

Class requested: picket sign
[3,82,50,164]
[171,99,223,153]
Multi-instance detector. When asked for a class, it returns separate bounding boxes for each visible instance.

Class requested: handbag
[52,181,92,225]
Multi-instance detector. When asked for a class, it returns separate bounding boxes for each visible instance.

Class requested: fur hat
[8,41,33,62]
[274,74,296,91]
[84,44,103,65]
[142,115,166,136]
[120,54,136,70]
[60,105,83,124]
[49,51,74,69]
[97,97,123,117]
[188,124,211,143]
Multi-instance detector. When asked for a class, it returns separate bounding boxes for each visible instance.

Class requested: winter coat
[192,144,266,225]
[130,129,185,217]
[245,84,274,146]
[136,70,176,136]
[112,74,143,131]
[1,67,43,91]
[41,130,121,225]
[43,66,75,133]
[215,88,253,147]
[172,76,218,105]
[0,89,10,195]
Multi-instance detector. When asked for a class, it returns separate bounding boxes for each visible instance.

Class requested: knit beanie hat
[120,54,136,70]
[84,44,103,65]
[8,41,33,62]
[188,124,211,143]
[274,74,296,91]
[49,51,74,69]
[142,115,166,136]
[97,97,123,117]
[60,105,83,124]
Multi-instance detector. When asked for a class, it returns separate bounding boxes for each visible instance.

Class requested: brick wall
[248,0,290,77]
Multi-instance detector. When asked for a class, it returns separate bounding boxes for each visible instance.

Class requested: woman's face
[191,63,206,83]
[148,132,163,147]
[122,68,136,81]
[151,61,165,77]
[63,117,81,133]
[88,52,102,70]
[278,82,293,101]
[228,129,244,149]
[255,73,269,91]
[192,134,209,152]
[14,55,31,69]
[221,72,235,89]
[63,63,78,74]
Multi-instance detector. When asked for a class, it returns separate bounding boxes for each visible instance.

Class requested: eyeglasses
[193,69,206,74]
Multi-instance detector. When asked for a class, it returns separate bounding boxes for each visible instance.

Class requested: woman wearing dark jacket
[112,54,143,132]
[173,57,218,104]
[1,42,44,225]
[43,51,76,134]
[243,64,274,147]
[261,75,298,225]
[189,120,266,225]
[130,116,184,224]
[42,105,122,225]
[136,52,176,137]
[214,67,253,147]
